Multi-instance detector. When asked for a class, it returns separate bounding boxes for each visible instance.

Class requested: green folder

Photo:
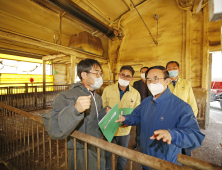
[98,104,133,142]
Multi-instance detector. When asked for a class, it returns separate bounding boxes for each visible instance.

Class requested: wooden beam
[43,60,46,109]
[71,55,76,83]
[42,54,66,60]
[0,30,107,63]
[193,0,203,14]
[201,2,209,90]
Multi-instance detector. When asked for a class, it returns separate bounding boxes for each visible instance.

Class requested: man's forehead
[120,69,132,75]
[167,63,178,68]
[141,68,148,72]
[147,69,164,77]
[91,64,101,71]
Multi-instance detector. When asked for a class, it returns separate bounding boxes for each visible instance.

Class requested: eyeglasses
[146,77,165,84]
[88,72,103,78]
[119,73,132,81]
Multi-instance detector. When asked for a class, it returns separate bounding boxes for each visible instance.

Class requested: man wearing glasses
[42,59,109,170]
[132,67,151,150]
[166,61,198,157]
[102,65,141,170]
[115,66,204,170]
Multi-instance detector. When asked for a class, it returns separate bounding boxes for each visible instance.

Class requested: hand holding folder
[98,104,133,142]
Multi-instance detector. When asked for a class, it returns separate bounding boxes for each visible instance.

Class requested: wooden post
[201,2,209,90]
[185,10,192,81]
[43,60,46,109]
[71,55,76,84]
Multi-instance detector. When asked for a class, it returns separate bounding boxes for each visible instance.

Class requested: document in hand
[98,104,133,142]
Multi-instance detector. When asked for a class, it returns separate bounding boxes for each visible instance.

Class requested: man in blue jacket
[115,66,205,170]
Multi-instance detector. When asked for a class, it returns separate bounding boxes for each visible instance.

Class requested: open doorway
[210,51,222,108]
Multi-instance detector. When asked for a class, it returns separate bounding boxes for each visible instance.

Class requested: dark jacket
[124,87,205,170]
[42,83,106,170]
[133,79,151,100]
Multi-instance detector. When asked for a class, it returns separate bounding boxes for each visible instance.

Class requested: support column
[43,60,46,109]
[185,10,192,81]
[71,55,76,84]
[201,2,209,89]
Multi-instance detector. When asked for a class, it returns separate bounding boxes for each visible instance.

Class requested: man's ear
[178,68,181,74]
[130,77,134,82]
[81,72,87,81]
[165,78,170,85]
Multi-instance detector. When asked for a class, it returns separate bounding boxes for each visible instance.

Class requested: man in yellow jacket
[166,61,198,156]
[102,65,140,170]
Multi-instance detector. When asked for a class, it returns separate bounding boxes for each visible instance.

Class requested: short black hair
[166,61,180,68]
[145,66,169,79]
[120,65,135,76]
[77,58,102,80]
[140,67,149,72]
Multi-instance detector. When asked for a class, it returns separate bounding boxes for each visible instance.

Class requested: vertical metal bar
[37,122,39,168]
[43,127,45,169]
[49,136,52,170]
[20,115,22,169]
[84,142,87,170]
[5,110,8,157]
[129,160,133,170]
[97,147,100,170]
[111,153,115,170]
[16,113,18,168]
[32,120,35,170]
[74,138,77,170]
[28,119,30,170]
[23,116,26,170]
[65,138,68,170]
[57,140,59,169]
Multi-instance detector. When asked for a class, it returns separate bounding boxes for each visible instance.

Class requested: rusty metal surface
[177,154,222,170]
[0,103,221,170]
[70,130,195,170]
[0,102,42,123]
[97,147,100,170]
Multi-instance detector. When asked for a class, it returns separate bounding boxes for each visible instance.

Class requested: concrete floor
[29,103,222,169]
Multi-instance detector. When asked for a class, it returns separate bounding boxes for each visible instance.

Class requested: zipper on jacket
[145,100,155,155]
[88,90,99,123]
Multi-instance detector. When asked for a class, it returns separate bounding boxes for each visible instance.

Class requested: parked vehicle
[211,81,222,108]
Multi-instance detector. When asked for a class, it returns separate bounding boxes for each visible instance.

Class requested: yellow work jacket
[168,77,198,117]
[102,83,141,136]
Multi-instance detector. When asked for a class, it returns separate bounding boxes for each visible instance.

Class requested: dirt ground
[30,104,222,169]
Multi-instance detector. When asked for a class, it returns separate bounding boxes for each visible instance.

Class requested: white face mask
[89,77,103,90]
[148,83,165,96]
[118,77,130,87]
[141,73,146,80]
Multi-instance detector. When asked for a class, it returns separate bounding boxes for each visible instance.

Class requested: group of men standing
[42,59,205,170]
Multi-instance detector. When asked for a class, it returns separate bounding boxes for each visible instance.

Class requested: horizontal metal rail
[0,102,221,170]
[0,85,69,110]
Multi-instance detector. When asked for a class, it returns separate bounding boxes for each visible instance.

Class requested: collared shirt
[141,80,148,101]
[118,83,129,100]
[170,77,178,87]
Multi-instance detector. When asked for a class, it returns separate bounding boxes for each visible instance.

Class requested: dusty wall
[106,0,214,128]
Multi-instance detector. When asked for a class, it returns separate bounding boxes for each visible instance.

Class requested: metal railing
[0,85,69,110]
[0,102,221,170]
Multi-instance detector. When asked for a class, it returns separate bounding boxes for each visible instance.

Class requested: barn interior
[0,0,221,169]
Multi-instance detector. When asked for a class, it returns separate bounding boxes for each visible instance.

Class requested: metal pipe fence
[0,102,221,170]
[0,85,69,110]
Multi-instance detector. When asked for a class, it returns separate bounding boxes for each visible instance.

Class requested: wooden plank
[71,55,76,83]
[201,2,209,90]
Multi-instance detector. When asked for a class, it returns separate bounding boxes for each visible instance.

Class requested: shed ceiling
[0,0,220,64]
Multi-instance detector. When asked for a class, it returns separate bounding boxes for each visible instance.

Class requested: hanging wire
[130,0,158,45]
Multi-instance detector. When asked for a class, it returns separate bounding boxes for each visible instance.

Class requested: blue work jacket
[124,87,205,170]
